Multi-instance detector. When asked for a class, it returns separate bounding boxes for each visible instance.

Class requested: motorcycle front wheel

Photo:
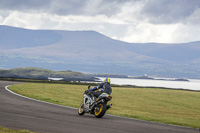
[78,102,85,115]
[95,103,107,118]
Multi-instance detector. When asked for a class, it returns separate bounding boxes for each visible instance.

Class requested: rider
[89,78,112,98]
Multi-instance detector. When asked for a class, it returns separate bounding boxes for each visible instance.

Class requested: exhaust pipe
[107,103,112,110]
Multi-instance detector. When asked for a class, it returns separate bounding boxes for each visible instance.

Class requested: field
[9,83,200,128]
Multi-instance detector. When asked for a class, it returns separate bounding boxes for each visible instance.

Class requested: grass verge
[0,126,37,133]
[9,83,200,128]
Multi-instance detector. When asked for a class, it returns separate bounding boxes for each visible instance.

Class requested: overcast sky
[1,0,200,43]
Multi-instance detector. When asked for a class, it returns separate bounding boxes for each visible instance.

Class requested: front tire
[78,102,85,115]
[95,103,107,118]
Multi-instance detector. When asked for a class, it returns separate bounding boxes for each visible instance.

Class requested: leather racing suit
[89,82,112,98]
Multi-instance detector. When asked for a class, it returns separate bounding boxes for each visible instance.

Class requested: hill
[0,67,95,81]
[0,25,200,78]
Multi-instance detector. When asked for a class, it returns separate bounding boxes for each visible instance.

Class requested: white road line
[5,85,77,110]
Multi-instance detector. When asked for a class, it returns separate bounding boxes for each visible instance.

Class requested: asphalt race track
[0,80,199,133]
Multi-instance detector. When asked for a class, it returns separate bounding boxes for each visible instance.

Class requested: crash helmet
[104,78,111,84]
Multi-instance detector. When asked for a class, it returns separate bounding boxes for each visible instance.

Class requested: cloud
[0,0,50,12]
[142,0,200,24]
[0,16,3,24]
[0,0,128,16]
[186,8,200,25]
[0,0,200,43]
[170,24,200,43]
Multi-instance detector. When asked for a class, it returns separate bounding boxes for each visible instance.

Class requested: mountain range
[0,25,200,78]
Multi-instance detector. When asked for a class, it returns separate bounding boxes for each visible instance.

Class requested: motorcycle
[78,85,112,118]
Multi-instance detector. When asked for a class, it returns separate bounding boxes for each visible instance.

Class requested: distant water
[97,77,200,91]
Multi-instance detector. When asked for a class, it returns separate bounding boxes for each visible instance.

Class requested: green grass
[9,83,200,128]
[0,126,37,133]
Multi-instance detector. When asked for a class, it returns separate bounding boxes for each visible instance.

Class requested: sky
[0,0,200,43]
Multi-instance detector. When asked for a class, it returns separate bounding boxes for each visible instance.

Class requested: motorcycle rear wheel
[78,102,85,115]
[95,103,107,118]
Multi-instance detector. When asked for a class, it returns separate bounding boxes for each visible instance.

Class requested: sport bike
[78,86,112,118]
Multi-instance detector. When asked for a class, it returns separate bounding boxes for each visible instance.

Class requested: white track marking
[5,85,77,110]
